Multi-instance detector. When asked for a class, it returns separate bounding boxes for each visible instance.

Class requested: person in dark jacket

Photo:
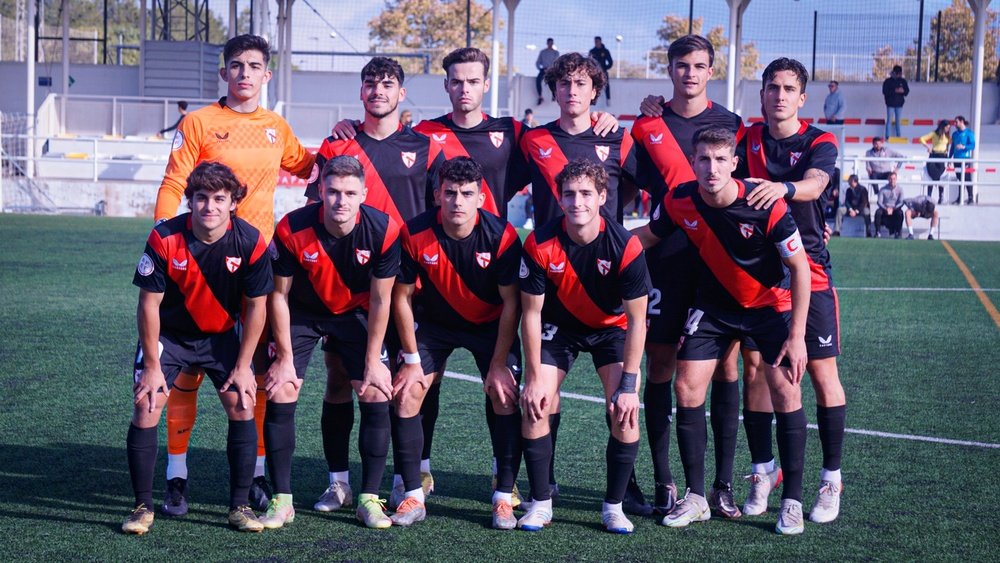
[881,65,909,139]
[589,36,614,103]
[834,174,871,237]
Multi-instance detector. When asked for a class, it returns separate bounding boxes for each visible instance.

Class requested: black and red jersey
[304,125,446,224]
[273,203,400,318]
[133,214,273,336]
[632,101,746,203]
[521,216,650,332]
[520,121,640,225]
[737,121,838,289]
[648,180,801,312]
[414,114,529,219]
[399,208,521,331]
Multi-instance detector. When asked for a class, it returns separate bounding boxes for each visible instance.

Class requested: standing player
[633,126,811,534]
[518,159,649,534]
[123,162,273,534]
[152,34,317,515]
[630,34,747,517]
[391,157,523,529]
[305,57,444,514]
[264,156,399,529]
[738,58,846,526]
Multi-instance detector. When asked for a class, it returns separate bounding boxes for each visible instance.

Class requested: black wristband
[784,182,797,199]
[611,371,638,403]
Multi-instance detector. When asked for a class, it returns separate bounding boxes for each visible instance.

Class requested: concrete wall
[0,63,140,114]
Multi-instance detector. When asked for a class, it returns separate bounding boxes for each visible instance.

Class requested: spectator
[874,171,904,238]
[521,108,538,128]
[823,81,845,124]
[865,136,904,197]
[881,65,909,138]
[158,101,188,137]
[535,38,560,105]
[589,36,614,104]
[400,109,414,128]
[950,115,976,205]
[834,174,872,237]
[919,119,951,204]
[903,195,939,240]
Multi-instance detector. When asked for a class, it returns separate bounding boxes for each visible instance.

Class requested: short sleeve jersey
[414,114,530,219]
[737,121,838,290]
[520,217,651,332]
[648,180,800,312]
[273,203,401,319]
[520,121,640,225]
[400,209,522,331]
[304,126,446,225]
[133,214,274,336]
[154,98,317,241]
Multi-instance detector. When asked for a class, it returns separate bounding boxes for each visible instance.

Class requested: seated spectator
[874,171,904,238]
[903,195,939,240]
[834,174,871,237]
[865,137,904,198]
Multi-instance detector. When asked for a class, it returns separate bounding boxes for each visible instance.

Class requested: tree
[650,14,761,80]
[871,0,998,82]
[368,0,499,76]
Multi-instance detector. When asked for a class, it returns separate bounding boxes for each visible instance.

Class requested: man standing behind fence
[881,65,909,139]
[823,82,844,125]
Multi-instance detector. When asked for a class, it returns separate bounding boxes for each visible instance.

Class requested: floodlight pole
[26,0,36,179]
[490,0,500,116]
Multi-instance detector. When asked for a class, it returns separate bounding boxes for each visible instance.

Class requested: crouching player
[264,156,400,529]
[124,162,273,534]
[633,127,811,534]
[518,159,649,534]
[391,157,524,529]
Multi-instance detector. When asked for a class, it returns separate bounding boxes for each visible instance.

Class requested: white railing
[843,155,999,205]
[39,93,219,138]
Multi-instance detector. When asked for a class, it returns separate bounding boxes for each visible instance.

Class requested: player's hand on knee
[331,119,360,140]
[746,179,787,210]
[221,365,257,410]
[264,359,300,400]
[485,364,519,410]
[133,367,169,412]
[520,382,548,423]
[639,95,666,118]
[360,360,393,401]
[773,336,807,384]
[610,392,640,430]
[392,363,428,403]
[591,111,620,137]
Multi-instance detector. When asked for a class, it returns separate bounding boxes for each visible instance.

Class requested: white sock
[404,488,425,503]
[492,490,512,504]
[254,455,266,478]
[820,468,842,484]
[420,459,431,473]
[907,225,914,236]
[393,474,404,488]
[751,458,776,475]
[602,501,624,514]
[166,453,188,480]
[330,471,349,485]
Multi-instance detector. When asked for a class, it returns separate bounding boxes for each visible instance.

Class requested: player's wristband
[784,182,797,199]
[402,352,421,365]
[611,371,638,403]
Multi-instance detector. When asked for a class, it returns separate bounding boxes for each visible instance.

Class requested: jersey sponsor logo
[790,151,802,166]
[538,147,553,159]
[595,145,610,162]
[214,132,229,141]
[137,253,154,276]
[171,258,188,270]
[265,128,277,144]
[648,133,663,145]
[777,230,803,257]
[422,252,439,265]
[683,218,699,230]
[739,222,754,239]
[303,250,319,263]
[596,258,611,276]
[751,141,761,153]
[476,251,491,268]
[171,131,184,151]
[489,131,504,148]
[355,248,371,265]
[431,133,448,143]
[225,256,243,273]
[401,151,417,168]
[818,334,833,347]
[548,261,565,273]
[519,258,529,279]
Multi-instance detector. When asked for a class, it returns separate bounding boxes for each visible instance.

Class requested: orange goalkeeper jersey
[154,97,316,241]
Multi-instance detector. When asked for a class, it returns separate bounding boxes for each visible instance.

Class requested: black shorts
[805,287,841,359]
[540,323,626,373]
[296,309,388,381]
[132,330,240,391]
[677,306,791,367]
[646,236,697,345]
[414,320,522,382]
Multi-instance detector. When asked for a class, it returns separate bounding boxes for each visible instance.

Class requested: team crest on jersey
[137,254,154,276]
[489,131,504,148]
[171,258,188,270]
[355,249,371,265]
[595,145,610,162]
[790,151,802,166]
[432,133,448,143]
[751,142,761,153]
[596,258,611,276]
[683,218,699,230]
[739,223,754,239]
[401,151,417,168]
[225,256,242,273]
[264,128,277,144]
[538,147,553,159]
[303,250,319,263]
[422,253,439,265]
[648,133,663,145]
[548,261,565,273]
[476,252,491,268]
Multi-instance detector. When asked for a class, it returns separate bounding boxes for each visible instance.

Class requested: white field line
[443,371,1000,450]
[837,287,1000,292]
